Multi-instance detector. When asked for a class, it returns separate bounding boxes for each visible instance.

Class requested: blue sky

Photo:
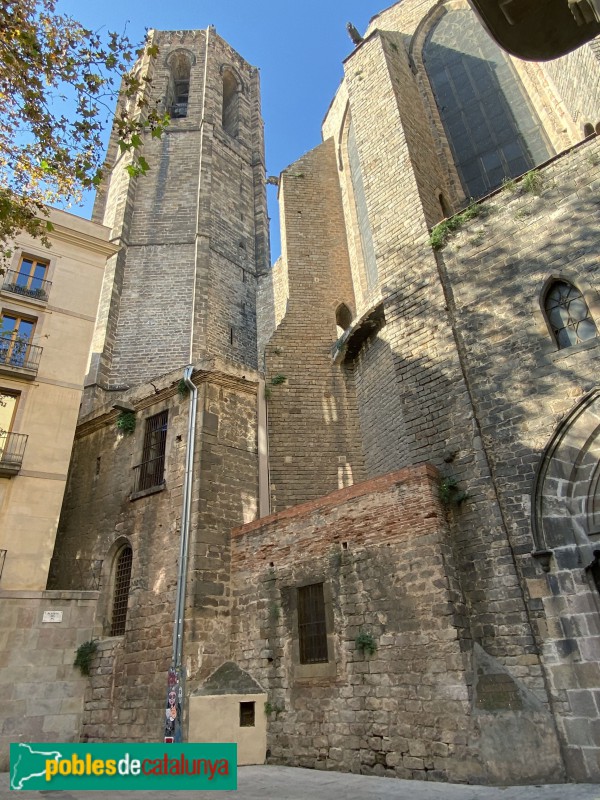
[55,0,384,261]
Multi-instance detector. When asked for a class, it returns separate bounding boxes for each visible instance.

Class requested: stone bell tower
[86,27,269,405]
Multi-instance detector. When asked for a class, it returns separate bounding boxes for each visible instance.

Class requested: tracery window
[347,118,378,289]
[423,8,552,199]
[544,280,597,348]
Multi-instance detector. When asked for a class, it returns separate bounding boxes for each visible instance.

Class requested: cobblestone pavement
[1,765,600,799]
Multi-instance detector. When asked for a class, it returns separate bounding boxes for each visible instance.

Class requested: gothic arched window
[167,52,192,119]
[110,546,133,636]
[347,118,378,289]
[544,280,597,349]
[423,8,552,199]
[222,69,240,137]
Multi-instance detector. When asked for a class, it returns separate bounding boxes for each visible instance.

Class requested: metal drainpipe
[172,365,198,671]
[166,27,210,741]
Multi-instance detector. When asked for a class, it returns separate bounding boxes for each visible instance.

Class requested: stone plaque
[42,610,63,623]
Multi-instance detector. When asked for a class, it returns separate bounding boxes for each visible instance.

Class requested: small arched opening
[222,68,240,137]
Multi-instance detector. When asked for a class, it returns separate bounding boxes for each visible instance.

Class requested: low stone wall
[0,589,98,770]
[230,465,563,784]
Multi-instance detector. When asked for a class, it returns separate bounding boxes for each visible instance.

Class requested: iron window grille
[297,582,328,664]
[545,280,598,348]
[134,410,168,492]
[110,546,133,636]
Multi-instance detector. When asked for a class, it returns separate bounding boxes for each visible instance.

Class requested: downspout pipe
[172,365,198,670]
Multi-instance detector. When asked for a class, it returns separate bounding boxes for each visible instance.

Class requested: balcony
[0,431,28,476]
[1,269,52,303]
[0,336,43,380]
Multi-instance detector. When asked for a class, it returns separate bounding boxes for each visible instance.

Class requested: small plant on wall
[264,700,284,718]
[116,410,136,434]
[74,639,98,676]
[429,201,482,250]
[355,630,377,656]
[521,169,543,196]
[439,475,469,506]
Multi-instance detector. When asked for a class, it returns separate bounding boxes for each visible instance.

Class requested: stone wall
[49,358,261,742]
[0,589,98,770]
[266,0,600,781]
[230,465,563,784]
[282,13,541,679]
[88,29,268,393]
[264,139,366,512]
[436,135,600,780]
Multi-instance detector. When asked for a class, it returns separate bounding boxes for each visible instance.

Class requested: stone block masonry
[87,28,268,395]
[50,357,261,743]
[437,135,600,780]
[230,465,563,785]
[264,139,366,513]
[0,590,98,770]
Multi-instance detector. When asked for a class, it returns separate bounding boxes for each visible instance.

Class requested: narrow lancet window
[167,52,191,119]
[222,69,240,137]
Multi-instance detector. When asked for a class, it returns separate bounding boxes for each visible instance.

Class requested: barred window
[136,410,168,492]
[110,546,132,636]
[297,583,328,664]
[544,280,597,349]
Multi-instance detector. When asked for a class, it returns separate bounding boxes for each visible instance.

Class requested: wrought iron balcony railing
[133,456,166,495]
[0,431,28,475]
[0,335,43,377]
[1,269,52,302]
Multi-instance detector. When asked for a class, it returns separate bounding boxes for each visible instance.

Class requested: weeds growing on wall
[429,202,481,250]
[355,630,377,656]
[439,475,469,506]
[521,169,543,196]
[74,640,98,676]
[116,410,136,434]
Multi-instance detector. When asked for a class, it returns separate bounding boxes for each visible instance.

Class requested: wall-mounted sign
[42,610,63,623]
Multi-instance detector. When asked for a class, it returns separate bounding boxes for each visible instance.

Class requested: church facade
[23,0,600,784]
